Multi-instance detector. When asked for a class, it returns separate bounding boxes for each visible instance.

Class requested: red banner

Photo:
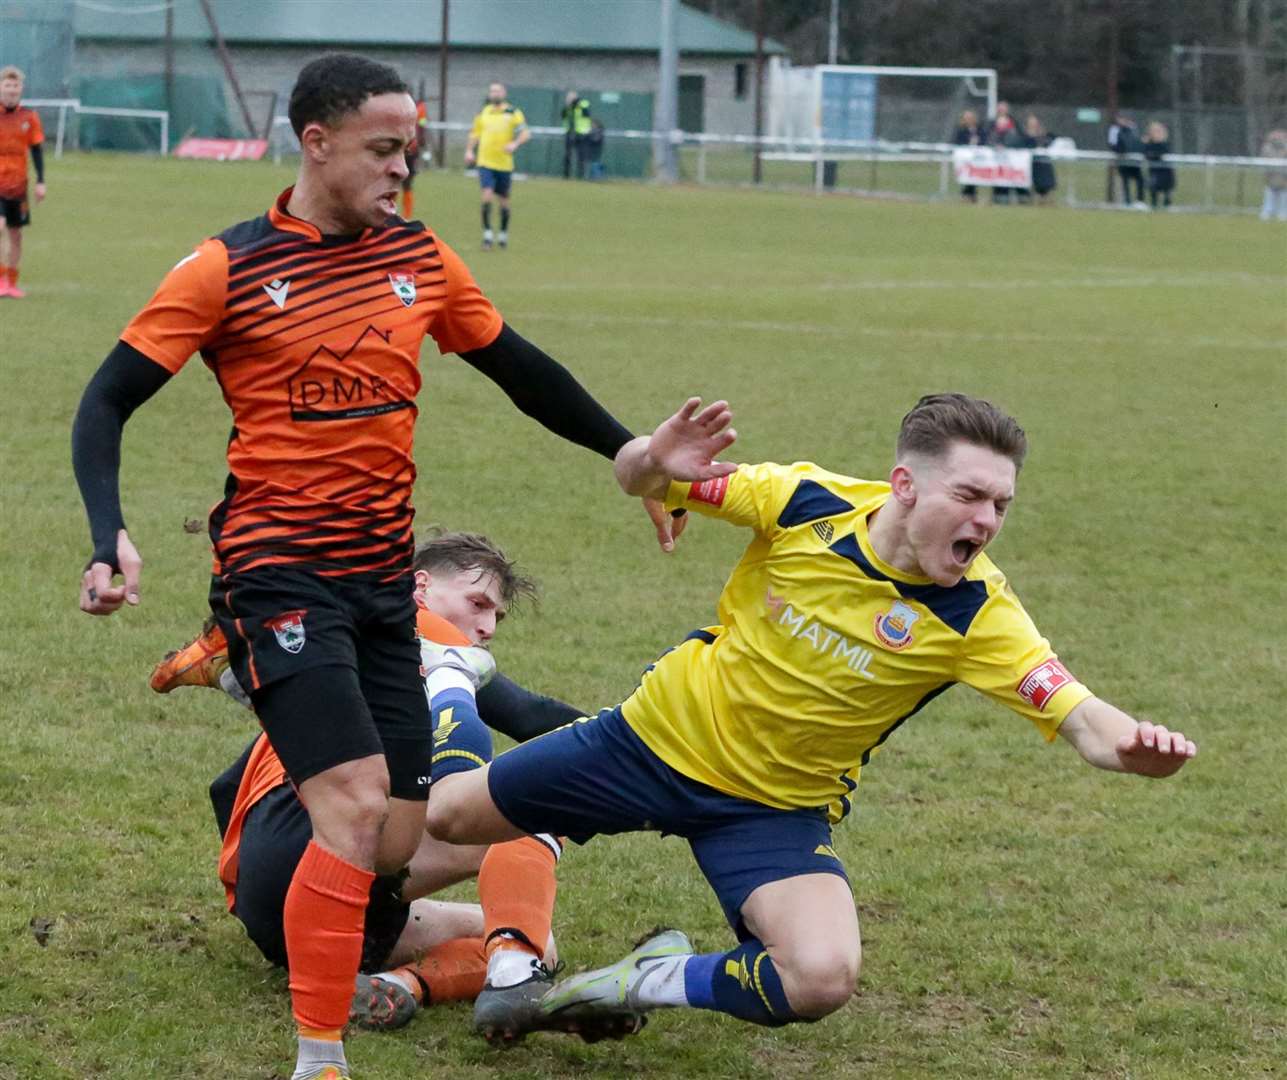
[174,138,268,161]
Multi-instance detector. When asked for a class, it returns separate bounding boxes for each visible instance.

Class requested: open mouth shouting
[951,537,983,567]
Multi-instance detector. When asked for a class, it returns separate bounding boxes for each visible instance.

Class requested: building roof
[73,0,787,56]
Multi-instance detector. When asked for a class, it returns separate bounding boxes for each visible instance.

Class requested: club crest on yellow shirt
[873,600,919,650]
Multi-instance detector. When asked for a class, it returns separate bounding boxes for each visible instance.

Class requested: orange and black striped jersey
[0,105,43,199]
[120,188,503,578]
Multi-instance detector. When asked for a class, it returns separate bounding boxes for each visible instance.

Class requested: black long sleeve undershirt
[476,673,584,743]
[71,342,172,567]
[30,143,44,184]
[460,323,633,461]
[74,323,631,568]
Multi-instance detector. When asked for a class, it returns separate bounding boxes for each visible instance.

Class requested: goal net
[23,99,169,157]
[768,63,998,150]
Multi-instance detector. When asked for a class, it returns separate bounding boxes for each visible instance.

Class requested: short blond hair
[0,66,24,83]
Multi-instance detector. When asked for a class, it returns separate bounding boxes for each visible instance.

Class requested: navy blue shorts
[477,167,512,196]
[488,707,849,935]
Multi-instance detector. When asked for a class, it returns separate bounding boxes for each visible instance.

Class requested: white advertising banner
[953,146,1033,188]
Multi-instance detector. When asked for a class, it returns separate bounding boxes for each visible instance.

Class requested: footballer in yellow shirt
[424,394,1198,1038]
[464,82,529,250]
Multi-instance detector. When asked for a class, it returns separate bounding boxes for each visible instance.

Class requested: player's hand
[79,529,142,616]
[464,149,476,167]
[503,141,517,154]
[647,397,737,484]
[34,182,46,203]
[1115,721,1196,778]
[643,498,688,553]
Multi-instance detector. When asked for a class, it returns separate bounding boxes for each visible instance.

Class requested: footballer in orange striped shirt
[0,65,47,298]
[69,52,648,1079]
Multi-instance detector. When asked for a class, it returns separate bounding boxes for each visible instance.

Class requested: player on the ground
[208,530,580,1035]
[464,82,528,250]
[0,65,47,298]
[419,393,1198,1037]
[71,53,724,1080]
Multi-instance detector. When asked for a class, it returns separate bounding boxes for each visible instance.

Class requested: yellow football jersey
[621,462,1092,822]
[470,102,527,172]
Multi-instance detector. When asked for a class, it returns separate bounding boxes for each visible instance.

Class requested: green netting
[0,0,74,99]
[75,73,234,151]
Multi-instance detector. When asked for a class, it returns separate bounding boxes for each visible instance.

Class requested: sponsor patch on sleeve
[689,475,731,507]
[1016,659,1075,711]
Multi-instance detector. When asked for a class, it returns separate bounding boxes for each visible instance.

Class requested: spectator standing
[586,118,606,180]
[561,91,592,180]
[953,108,984,203]
[1259,128,1287,222]
[1108,114,1145,206]
[1020,113,1057,205]
[985,101,1020,204]
[1142,121,1175,210]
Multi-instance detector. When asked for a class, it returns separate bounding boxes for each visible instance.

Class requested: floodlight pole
[828,0,839,65]
[438,0,449,167]
[656,0,679,182]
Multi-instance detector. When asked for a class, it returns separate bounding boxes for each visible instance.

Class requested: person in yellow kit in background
[464,82,529,250]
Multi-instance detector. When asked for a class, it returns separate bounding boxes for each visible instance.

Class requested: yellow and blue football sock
[683,941,796,1026]
[430,688,493,780]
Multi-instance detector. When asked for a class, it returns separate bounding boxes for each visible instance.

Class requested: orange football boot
[149,618,230,693]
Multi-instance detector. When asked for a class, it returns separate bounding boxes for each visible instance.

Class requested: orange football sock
[401,189,415,217]
[394,936,487,1004]
[480,835,560,960]
[6,267,16,286]
[284,841,375,1032]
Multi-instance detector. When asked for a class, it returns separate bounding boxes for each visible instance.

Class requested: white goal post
[21,98,169,157]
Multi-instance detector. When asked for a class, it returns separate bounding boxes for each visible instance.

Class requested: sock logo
[724,957,752,991]
[433,708,460,745]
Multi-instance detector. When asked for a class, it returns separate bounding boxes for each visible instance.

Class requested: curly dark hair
[288,53,409,137]
[412,529,538,610]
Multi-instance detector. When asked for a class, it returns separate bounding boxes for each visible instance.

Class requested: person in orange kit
[0,65,47,298]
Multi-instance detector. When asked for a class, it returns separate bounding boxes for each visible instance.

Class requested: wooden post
[197,0,257,138]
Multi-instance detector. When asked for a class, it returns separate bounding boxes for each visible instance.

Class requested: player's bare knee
[780,948,861,1018]
[301,757,391,856]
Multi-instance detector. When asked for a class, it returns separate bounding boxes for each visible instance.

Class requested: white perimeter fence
[393,120,1287,216]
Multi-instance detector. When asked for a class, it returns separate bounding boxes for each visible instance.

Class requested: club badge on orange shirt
[265,610,308,654]
[389,270,417,307]
[873,600,919,651]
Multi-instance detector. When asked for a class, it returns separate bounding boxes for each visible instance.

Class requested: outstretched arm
[1058,696,1196,777]
[614,397,737,499]
[71,342,172,614]
[459,323,634,461]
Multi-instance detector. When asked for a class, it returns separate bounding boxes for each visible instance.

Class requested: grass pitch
[1,155,1284,1079]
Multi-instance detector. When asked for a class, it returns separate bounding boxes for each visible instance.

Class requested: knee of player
[780,945,861,1019]
[423,791,467,844]
[304,759,391,831]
